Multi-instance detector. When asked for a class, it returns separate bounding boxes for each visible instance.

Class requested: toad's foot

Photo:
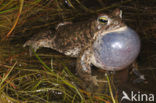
[131,62,146,84]
[23,31,54,55]
[90,76,107,86]
[78,73,107,86]
[23,39,40,56]
[132,68,146,84]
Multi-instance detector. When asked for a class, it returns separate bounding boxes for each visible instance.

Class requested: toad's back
[51,19,98,56]
[24,19,99,57]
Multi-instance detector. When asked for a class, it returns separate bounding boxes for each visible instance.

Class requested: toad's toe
[23,40,40,56]
[90,76,107,86]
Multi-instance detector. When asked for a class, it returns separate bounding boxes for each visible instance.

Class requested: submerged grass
[0,50,113,102]
[0,62,17,89]
[4,0,24,39]
[31,50,113,102]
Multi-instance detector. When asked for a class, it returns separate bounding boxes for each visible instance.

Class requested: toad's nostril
[93,27,140,71]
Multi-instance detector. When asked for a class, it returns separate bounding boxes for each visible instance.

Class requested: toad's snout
[93,27,140,71]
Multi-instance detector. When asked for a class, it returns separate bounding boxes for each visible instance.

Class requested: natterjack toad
[23,9,140,85]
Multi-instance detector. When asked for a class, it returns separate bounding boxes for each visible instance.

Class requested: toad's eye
[98,16,108,24]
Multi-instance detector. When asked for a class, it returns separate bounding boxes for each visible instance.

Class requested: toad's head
[91,9,140,71]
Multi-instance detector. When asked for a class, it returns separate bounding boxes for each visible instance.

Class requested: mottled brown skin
[24,9,130,85]
[24,19,98,55]
[52,20,98,56]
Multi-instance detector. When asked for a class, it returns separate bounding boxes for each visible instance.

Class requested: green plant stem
[105,73,116,103]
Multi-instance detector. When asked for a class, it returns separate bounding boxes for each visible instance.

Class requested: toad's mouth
[92,27,140,71]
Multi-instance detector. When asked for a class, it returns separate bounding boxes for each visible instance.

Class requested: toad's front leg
[76,47,99,85]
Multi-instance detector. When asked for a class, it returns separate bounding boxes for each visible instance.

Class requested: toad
[23,9,141,85]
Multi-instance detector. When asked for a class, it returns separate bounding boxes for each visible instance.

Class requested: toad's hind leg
[23,30,55,55]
